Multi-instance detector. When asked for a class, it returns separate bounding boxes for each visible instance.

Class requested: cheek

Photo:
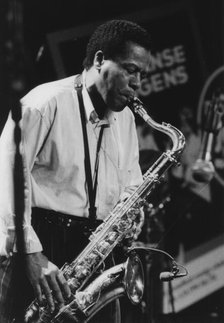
[108,71,127,90]
[104,64,125,80]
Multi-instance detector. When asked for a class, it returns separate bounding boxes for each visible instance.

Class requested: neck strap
[74,75,104,223]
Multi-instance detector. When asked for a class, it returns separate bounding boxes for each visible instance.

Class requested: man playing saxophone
[0,19,152,323]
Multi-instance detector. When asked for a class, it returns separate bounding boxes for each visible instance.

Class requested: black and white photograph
[0,1,223,322]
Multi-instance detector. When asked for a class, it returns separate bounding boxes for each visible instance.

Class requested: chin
[108,101,124,112]
[113,104,126,112]
[116,99,128,111]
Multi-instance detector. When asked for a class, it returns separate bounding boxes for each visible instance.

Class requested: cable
[127,246,188,282]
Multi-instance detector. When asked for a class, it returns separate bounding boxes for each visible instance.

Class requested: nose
[129,73,141,91]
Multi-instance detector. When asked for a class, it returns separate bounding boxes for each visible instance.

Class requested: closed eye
[122,63,138,75]
[121,63,147,81]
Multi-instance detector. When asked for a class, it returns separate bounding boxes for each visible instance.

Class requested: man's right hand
[25,252,71,312]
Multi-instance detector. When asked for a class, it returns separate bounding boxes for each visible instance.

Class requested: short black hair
[83,19,151,69]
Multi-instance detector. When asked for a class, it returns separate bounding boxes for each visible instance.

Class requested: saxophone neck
[128,97,185,157]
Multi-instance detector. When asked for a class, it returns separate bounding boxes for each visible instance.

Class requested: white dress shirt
[0,72,143,255]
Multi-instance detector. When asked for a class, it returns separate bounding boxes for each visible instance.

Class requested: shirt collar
[81,70,117,126]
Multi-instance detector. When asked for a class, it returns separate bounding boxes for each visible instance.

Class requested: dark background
[1,0,224,127]
[1,0,223,126]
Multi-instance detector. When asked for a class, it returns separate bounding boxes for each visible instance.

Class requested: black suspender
[75,76,104,224]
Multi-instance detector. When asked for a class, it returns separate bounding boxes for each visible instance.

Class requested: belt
[32,207,102,232]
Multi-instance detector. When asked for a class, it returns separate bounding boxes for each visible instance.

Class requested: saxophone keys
[97,241,110,253]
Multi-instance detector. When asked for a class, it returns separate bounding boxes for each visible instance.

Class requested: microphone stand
[140,197,168,323]
[7,0,29,319]
[167,279,175,314]
[12,97,26,255]
[10,93,27,321]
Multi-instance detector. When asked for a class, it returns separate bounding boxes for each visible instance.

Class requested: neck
[84,69,108,119]
[87,84,107,119]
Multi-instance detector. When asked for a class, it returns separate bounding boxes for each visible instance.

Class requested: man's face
[96,42,151,112]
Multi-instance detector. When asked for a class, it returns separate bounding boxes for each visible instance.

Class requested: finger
[123,237,133,247]
[46,274,65,307]
[130,222,138,232]
[128,223,141,241]
[125,225,136,239]
[33,283,43,305]
[128,208,142,222]
[135,209,145,225]
[137,216,144,229]
[134,227,142,240]
[127,209,137,220]
[125,231,132,239]
[56,272,71,299]
[40,277,55,312]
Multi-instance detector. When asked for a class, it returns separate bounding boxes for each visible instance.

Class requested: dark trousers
[0,208,121,323]
[0,254,33,323]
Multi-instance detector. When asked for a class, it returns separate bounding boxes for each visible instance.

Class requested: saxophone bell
[124,251,144,305]
[80,252,144,322]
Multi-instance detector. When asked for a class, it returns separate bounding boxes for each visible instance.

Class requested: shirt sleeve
[0,109,47,256]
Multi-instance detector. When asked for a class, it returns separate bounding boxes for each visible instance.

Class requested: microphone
[160,260,188,282]
[192,95,223,183]
[191,133,215,183]
[127,246,189,282]
[160,271,187,282]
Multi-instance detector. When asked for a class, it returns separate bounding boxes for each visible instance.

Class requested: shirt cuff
[0,225,43,256]
[13,225,43,254]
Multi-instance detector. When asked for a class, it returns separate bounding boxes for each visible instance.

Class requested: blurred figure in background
[167,105,214,255]
[171,105,212,202]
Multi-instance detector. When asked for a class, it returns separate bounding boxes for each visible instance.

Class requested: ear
[93,50,104,70]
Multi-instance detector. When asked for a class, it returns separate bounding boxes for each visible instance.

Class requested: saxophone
[25,97,185,323]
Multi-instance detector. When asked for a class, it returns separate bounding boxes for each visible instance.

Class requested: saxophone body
[25,97,185,323]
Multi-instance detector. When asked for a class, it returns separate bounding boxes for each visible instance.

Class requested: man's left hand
[123,206,145,246]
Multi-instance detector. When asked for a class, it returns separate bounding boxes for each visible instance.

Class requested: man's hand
[123,206,145,247]
[25,252,71,312]
[115,197,145,248]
